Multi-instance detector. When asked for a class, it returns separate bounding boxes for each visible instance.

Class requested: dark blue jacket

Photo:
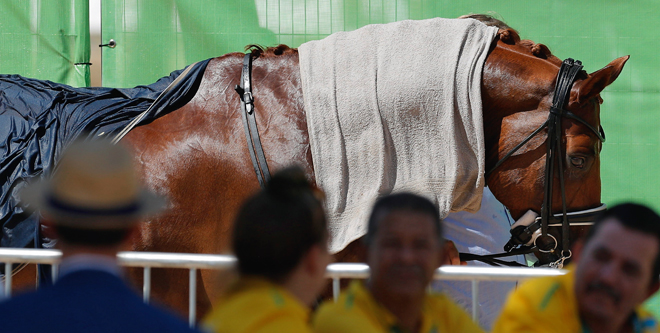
[0,269,200,332]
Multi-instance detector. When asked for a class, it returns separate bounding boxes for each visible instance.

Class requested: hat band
[47,196,141,216]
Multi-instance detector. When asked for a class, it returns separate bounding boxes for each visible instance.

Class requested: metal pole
[332,277,340,302]
[189,268,197,328]
[52,264,59,284]
[143,267,151,304]
[4,263,12,298]
[471,280,479,321]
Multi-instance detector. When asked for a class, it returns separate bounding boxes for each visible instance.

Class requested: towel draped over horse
[299,18,498,252]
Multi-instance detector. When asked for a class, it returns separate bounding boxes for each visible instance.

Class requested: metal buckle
[243,91,254,104]
[549,250,572,269]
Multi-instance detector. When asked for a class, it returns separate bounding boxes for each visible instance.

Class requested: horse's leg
[9,264,37,295]
[333,238,367,263]
[123,50,310,319]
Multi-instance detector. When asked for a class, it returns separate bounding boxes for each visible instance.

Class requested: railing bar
[4,262,11,298]
[35,264,39,290]
[471,280,478,321]
[143,266,151,304]
[189,268,197,328]
[51,264,59,284]
[332,277,340,302]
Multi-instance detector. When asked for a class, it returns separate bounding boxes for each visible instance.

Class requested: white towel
[298,18,498,253]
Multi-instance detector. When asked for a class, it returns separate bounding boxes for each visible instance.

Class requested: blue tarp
[0,59,210,249]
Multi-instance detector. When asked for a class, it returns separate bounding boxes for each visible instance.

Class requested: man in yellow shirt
[203,167,331,333]
[313,193,483,333]
[494,203,660,333]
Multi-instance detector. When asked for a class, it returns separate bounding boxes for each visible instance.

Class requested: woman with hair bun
[203,166,331,333]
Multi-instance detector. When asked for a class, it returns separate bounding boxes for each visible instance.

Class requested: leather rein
[461,58,607,268]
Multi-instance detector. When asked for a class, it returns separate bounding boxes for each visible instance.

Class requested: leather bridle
[236,53,606,268]
[477,58,607,267]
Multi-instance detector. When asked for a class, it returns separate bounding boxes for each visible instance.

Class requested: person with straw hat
[0,139,199,333]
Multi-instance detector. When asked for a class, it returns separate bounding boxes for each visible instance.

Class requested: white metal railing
[0,248,567,327]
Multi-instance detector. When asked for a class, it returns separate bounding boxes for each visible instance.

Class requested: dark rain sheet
[0,59,210,249]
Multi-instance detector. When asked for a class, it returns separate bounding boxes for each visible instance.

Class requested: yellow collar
[348,280,434,332]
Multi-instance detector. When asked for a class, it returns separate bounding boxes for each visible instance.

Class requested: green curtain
[0,0,90,86]
[98,0,658,318]
[101,0,276,87]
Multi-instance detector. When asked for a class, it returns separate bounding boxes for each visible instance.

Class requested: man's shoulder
[0,272,196,332]
[511,273,570,308]
[424,293,484,333]
[312,282,383,333]
[315,289,361,317]
[635,307,660,333]
[315,281,374,316]
[213,281,307,316]
[493,272,580,333]
[0,288,53,316]
[204,281,310,333]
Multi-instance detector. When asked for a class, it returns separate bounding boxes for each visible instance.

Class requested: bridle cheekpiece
[483,58,607,268]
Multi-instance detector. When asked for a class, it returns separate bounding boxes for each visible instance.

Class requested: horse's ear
[572,55,630,106]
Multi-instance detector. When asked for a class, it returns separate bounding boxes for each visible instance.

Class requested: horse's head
[481,28,628,259]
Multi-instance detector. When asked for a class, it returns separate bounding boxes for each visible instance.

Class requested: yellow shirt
[202,277,311,333]
[313,280,483,333]
[493,266,659,333]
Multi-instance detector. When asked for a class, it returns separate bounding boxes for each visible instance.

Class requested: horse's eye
[570,156,585,168]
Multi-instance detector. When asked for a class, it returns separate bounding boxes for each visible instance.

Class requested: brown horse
[10,23,628,318]
[114,23,628,317]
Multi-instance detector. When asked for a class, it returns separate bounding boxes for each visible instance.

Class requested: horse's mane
[244,17,587,79]
[246,44,298,58]
[517,38,587,80]
[461,14,559,62]
[462,13,588,79]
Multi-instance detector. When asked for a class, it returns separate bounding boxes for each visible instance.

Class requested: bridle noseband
[485,58,607,267]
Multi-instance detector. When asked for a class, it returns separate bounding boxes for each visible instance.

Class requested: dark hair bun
[265,166,313,198]
[233,165,328,281]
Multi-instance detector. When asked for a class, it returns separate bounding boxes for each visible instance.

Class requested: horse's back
[126,49,311,252]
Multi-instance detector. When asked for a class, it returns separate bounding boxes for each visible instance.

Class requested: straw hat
[20,139,166,229]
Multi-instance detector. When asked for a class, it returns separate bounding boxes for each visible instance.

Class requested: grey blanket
[298,18,498,252]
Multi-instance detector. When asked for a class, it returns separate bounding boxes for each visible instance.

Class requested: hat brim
[20,180,167,229]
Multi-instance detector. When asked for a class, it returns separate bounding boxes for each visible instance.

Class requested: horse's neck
[481,44,559,173]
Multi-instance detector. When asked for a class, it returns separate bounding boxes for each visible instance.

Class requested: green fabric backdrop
[101,0,276,87]
[0,1,90,86]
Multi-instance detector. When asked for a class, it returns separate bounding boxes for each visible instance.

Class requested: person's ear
[441,240,464,266]
[303,244,329,277]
